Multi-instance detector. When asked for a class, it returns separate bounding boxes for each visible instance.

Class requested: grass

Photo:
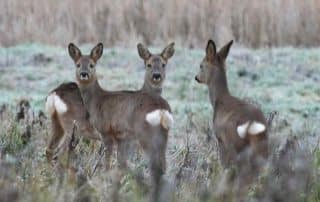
[0,43,319,201]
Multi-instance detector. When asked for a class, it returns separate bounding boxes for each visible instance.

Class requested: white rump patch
[45,92,68,115]
[145,109,174,130]
[248,121,266,135]
[45,93,55,115]
[237,121,250,139]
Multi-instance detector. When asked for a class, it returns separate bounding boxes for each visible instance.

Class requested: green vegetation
[0,44,319,201]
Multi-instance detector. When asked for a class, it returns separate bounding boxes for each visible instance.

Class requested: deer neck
[208,71,230,106]
[141,81,162,96]
[78,79,104,110]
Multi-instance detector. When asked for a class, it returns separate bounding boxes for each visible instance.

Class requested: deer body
[195,40,268,169]
[45,82,100,161]
[78,80,172,141]
[68,43,173,201]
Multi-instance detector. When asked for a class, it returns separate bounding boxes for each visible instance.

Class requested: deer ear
[161,42,175,60]
[68,43,82,62]
[206,39,216,61]
[218,40,233,60]
[90,43,103,62]
[137,43,151,60]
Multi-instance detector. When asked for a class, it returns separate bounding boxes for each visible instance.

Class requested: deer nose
[80,72,88,77]
[153,73,161,80]
[80,72,89,80]
[195,76,200,82]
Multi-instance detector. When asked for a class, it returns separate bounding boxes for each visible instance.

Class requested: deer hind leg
[249,133,268,171]
[46,113,64,162]
[147,129,168,202]
[53,116,81,164]
[116,138,131,170]
[101,135,114,170]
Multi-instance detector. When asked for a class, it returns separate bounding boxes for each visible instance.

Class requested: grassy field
[0,43,319,201]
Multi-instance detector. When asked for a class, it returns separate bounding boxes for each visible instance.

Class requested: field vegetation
[0,44,319,201]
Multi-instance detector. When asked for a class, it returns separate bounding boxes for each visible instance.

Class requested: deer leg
[101,135,114,170]
[117,139,130,170]
[46,114,64,162]
[54,121,79,161]
[249,134,268,171]
[148,129,168,202]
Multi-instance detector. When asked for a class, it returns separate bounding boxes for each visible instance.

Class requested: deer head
[195,40,233,85]
[137,42,175,88]
[68,43,103,84]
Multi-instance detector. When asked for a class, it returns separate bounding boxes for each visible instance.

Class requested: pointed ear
[218,40,233,60]
[90,43,103,62]
[206,39,216,61]
[161,42,175,60]
[68,43,82,62]
[137,43,151,60]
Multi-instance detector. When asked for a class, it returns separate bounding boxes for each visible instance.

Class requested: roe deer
[45,82,100,161]
[195,40,268,172]
[68,43,173,202]
[137,42,175,96]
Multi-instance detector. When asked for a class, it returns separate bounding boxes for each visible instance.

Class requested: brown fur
[195,39,268,171]
[45,82,100,161]
[69,43,172,202]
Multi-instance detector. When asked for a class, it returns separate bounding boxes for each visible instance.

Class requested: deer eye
[77,64,81,68]
[162,64,165,68]
[200,65,203,69]
[90,64,94,68]
[147,64,152,68]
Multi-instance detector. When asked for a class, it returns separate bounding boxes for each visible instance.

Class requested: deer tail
[145,109,174,130]
[45,92,68,116]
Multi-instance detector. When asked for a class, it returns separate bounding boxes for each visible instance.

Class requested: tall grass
[2,0,320,48]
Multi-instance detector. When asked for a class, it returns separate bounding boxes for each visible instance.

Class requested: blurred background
[2,0,320,48]
[1,1,320,202]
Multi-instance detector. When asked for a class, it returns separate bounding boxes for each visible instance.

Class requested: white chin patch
[80,75,89,80]
[153,77,161,82]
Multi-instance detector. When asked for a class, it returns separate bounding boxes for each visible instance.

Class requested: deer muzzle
[80,72,89,80]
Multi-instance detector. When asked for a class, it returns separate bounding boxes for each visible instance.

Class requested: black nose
[80,72,88,77]
[153,73,161,80]
[195,76,200,82]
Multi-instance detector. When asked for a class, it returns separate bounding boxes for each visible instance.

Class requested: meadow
[0,43,319,201]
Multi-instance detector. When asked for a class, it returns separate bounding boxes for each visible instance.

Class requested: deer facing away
[68,42,173,201]
[195,40,268,172]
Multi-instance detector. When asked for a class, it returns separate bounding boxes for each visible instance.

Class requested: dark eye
[147,64,152,68]
[77,64,81,68]
[162,64,165,68]
[200,65,203,69]
[90,64,94,68]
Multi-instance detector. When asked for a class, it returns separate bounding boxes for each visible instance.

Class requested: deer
[45,82,101,162]
[195,39,268,175]
[44,43,175,163]
[137,42,174,96]
[68,42,173,202]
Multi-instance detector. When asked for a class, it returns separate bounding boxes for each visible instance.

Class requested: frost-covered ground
[0,44,319,201]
